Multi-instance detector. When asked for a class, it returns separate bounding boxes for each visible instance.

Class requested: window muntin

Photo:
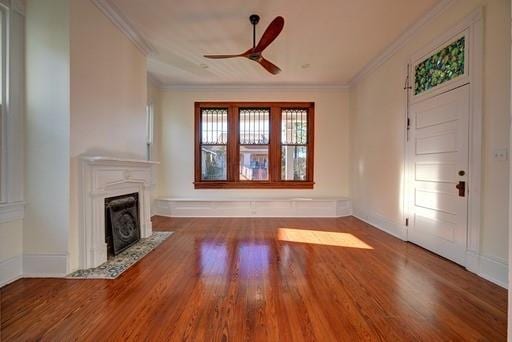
[200,108,228,180]
[195,102,314,189]
[414,36,465,95]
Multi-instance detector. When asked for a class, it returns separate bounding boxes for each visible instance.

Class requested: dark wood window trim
[194,102,315,189]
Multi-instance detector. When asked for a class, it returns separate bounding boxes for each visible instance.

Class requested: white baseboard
[154,197,352,218]
[466,251,508,288]
[0,255,23,287]
[352,207,407,240]
[22,253,68,277]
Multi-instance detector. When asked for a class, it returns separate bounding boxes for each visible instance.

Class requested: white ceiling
[110,0,441,86]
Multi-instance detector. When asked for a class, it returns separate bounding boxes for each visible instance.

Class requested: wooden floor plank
[0,216,507,341]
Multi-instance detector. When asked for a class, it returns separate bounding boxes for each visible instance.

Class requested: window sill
[194,181,314,189]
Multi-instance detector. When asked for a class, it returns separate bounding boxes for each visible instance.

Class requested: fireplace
[79,156,158,269]
[105,192,140,256]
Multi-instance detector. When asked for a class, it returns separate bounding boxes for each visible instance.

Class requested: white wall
[0,221,23,261]
[22,0,148,275]
[156,88,350,199]
[24,0,70,274]
[350,0,510,268]
[508,0,511,335]
[67,0,147,271]
[0,220,23,286]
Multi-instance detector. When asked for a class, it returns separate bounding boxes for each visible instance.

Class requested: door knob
[455,181,466,197]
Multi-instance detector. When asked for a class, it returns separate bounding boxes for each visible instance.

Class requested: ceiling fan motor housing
[249,14,260,25]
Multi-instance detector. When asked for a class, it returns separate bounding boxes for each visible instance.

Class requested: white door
[407,85,469,265]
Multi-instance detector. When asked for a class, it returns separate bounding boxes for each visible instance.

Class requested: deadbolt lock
[458,170,465,176]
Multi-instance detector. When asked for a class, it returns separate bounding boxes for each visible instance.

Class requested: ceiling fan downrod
[249,14,260,49]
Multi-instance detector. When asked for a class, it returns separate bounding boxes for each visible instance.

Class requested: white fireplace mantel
[79,156,159,269]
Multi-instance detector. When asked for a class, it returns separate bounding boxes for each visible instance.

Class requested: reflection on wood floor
[0,216,507,341]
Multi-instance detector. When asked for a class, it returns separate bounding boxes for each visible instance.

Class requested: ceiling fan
[204,14,284,75]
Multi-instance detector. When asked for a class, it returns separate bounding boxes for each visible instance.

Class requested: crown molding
[348,0,455,87]
[157,83,350,92]
[91,0,156,56]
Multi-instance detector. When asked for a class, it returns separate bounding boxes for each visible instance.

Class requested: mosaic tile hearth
[68,232,173,279]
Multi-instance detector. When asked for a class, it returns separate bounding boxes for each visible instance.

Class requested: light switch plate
[493,148,508,161]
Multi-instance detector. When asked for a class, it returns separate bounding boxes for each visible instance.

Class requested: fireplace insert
[105,192,140,256]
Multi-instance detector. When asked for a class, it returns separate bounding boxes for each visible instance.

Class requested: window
[239,108,269,181]
[145,103,154,160]
[0,1,25,222]
[0,4,6,201]
[414,36,465,95]
[195,102,314,189]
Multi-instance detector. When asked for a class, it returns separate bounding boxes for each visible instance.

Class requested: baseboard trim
[22,253,68,277]
[0,255,23,287]
[466,252,508,288]
[352,207,407,240]
[154,198,352,218]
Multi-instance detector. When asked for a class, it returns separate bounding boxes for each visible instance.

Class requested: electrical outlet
[493,148,508,161]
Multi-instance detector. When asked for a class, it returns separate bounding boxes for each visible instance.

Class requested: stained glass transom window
[414,37,465,95]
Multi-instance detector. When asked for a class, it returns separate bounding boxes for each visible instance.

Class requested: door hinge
[407,117,411,129]
[405,218,409,227]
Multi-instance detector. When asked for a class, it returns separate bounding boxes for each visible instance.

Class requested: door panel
[415,162,457,183]
[407,85,469,265]
[415,189,458,214]
[416,131,457,154]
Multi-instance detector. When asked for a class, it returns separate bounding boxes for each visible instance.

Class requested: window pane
[201,108,228,144]
[281,146,307,180]
[240,108,269,144]
[201,145,227,180]
[239,145,269,181]
[415,37,465,95]
[282,109,307,144]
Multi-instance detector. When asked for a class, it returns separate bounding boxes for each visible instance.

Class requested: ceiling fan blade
[258,57,281,75]
[203,54,244,59]
[253,16,284,53]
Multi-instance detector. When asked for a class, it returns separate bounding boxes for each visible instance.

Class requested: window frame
[0,3,7,202]
[194,101,315,189]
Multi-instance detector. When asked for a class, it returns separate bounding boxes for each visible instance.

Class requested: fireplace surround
[79,156,158,269]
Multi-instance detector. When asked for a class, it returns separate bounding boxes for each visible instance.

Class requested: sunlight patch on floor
[277,228,373,249]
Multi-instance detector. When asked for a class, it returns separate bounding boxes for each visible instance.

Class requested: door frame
[404,7,483,272]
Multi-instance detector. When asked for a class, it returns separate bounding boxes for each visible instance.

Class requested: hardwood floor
[0,216,507,341]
